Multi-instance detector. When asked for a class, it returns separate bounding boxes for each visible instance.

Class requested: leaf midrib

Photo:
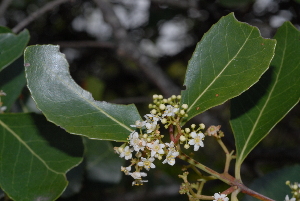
[0,120,62,174]
[187,27,255,112]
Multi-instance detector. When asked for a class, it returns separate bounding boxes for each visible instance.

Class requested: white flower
[147,140,165,157]
[162,141,179,166]
[130,120,145,128]
[145,121,157,133]
[285,195,296,201]
[121,166,131,175]
[162,105,179,117]
[213,193,229,201]
[188,132,205,151]
[129,131,146,152]
[129,171,147,179]
[144,114,160,123]
[138,157,155,171]
[0,106,7,113]
[119,146,133,160]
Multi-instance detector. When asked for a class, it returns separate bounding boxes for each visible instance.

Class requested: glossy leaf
[24,45,142,141]
[0,28,29,72]
[84,138,123,183]
[180,13,276,122]
[243,165,300,201]
[0,113,83,201]
[230,22,300,166]
[0,57,26,111]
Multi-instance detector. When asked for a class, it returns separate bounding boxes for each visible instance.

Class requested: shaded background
[0,0,300,200]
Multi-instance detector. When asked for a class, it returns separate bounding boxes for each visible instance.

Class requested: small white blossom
[144,114,160,124]
[129,171,147,179]
[213,193,229,201]
[188,132,205,151]
[285,195,296,201]
[129,132,146,152]
[121,166,131,175]
[147,140,165,157]
[119,146,133,160]
[130,120,145,128]
[162,105,179,117]
[138,157,155,171]
[163,141,179,166]
[145,121,157,133]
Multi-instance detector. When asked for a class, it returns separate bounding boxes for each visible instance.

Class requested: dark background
[1,0,300,200]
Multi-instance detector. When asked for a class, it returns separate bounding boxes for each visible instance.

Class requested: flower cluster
[114,94,207,186]
[213,193,229,201]
[285,181,300,201]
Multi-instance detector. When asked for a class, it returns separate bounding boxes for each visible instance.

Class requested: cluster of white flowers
[114,94,208,186]
[285,181,300,201]
[213,193,229,201]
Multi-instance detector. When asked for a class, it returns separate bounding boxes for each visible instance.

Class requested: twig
[93,0,181,97]
[178,153,276,201]
[0,0,13,19]
[12,0,73,33]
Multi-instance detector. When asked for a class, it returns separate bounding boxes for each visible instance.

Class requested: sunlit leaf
[180,13,276,123]
[0,28,29,72]
[24,45,142,141]
[0,113,83,201]
[230,22,300,166]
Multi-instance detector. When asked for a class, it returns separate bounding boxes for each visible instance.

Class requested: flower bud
[158,95,163,99]
[191,124,196,129]
[153,94,158,99]
[171,95,176,99]
[180,135,186,141]
[143,134,148,139]
[161,118,167,124]
[181,104,188,109]
[151,109,157,114]
[199,123,205,129]
[180,110,185,115]
[184,144,190,149]
[159,104,166,110]
[163,99,168,103]
[177,95,181,100]
[185,128,190,133]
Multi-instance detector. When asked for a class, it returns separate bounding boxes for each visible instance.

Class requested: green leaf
[0,57,26,111]
[84,138,123,183]
[24,45,142,142]
[0,113,83,201]
[230,22,300,166]
[0,28,30,72]
[242,165,300,201]
[180,13,276,122]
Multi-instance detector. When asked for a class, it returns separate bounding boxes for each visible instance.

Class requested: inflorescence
[114,94,221,186]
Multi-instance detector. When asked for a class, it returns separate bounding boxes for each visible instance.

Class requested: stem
[169,125,175,142]
[178,153,275,201]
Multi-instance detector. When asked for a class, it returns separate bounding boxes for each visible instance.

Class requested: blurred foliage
[1,0,300,200]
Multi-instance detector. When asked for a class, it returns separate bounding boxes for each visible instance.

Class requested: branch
[178,153,275,201]
[0,0,13,19]
[12,0,73,33]
[93,0,181,97]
